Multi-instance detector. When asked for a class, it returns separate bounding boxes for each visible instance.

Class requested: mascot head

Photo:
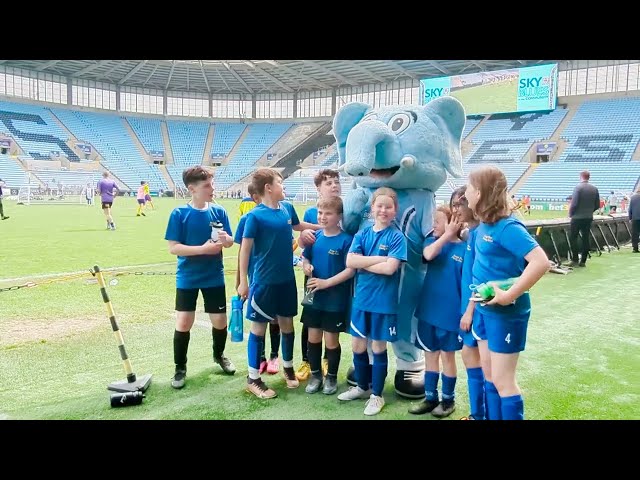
[333,96,465,192]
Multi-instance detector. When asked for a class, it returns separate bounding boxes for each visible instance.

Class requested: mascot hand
[343,186,370,235]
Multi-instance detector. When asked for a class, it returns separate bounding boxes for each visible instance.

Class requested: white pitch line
[1,256,239,285]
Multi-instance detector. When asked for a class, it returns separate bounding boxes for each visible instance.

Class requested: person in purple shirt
[96,171,119,230]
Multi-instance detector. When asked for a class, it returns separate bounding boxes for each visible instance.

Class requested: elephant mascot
[334,96,465,399]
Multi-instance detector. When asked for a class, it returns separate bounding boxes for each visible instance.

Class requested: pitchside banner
[421,63,558,115]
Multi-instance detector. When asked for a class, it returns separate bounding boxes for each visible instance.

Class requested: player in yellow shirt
[144,182,155,210]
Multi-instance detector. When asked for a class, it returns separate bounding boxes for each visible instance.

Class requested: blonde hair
[468,166,510,224]
[371,187,399,211]
[317,196,343,215]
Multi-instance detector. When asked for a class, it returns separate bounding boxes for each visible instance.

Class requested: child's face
[266,177,285,201]
[466,183,480,211]
[372,195,396,224]
[318,176,341,199]
[189,178,214,201]
[452,194,473,222]
[433,210,448,237]
[317,207,340,229]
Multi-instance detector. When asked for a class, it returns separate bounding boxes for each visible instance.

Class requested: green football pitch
[452,81,518,115]
[0,198,637,420]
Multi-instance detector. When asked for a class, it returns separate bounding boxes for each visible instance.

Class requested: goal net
[17,184,89,205]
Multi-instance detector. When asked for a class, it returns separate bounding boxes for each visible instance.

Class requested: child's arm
[168,240,222,256]
[487,246,549,306]
[294,222,321,248]
[460,299,475,332]
[302,258,314,277]
[307,268,356,291]
[237,238,254,300]
[235,249,242,291]
[346,253,387,269]
[423,219,460,261]
[363,257,402,276]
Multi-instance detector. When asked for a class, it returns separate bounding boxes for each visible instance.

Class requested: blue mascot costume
[334,96,465,399]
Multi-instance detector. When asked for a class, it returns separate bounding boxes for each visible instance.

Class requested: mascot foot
[394,370,425,399]
[346,364,373,387]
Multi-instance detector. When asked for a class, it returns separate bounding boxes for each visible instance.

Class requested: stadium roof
[0,60,555,94]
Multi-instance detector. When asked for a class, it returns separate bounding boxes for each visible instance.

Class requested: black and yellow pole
[91,265,152,393]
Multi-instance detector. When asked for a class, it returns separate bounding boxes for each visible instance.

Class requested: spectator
[568,171,600,267]
[0,178,9,220]
[629,188,640,253]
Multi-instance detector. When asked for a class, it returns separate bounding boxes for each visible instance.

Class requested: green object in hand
[471,277,520,301]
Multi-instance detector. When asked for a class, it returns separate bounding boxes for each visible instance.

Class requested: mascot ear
[424,97,465,177]
[333,102,371,165]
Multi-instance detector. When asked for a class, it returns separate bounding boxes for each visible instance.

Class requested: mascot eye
[387,113,411,134]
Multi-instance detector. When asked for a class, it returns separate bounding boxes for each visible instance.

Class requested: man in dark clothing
[0,178,9,220]
[568,170,600,267]
[629,188,640,253]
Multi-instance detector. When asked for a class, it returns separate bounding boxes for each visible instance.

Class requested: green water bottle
[471,277,520,301]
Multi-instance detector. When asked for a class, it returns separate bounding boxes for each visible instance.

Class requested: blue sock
[441,373,457,403]
[280,331,294,362]
[466,367,486,420]
[424,371,439,402]
[371,351,388,397]
[354,351,371,390]
[247,333,264,379]
[501,394,524,420]
[485,381,502,420]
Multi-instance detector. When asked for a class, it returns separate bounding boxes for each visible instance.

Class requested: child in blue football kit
[465,166,549,420]
[301,196,354,395]
[234,183,282,376]
[452,186,486,421]
[164,166,236,390]
[338,187,407,416]
[410,205,465,418]
[237,167,319,399]
[296,168,342,382]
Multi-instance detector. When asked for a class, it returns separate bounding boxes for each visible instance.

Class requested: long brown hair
[468,166,510,224]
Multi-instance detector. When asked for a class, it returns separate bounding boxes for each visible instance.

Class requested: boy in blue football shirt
[234,184,282,376]
[237,167,319,399]
[301,196,354,395]
[165,166,236,389]
[296,168,342,382]
[338,187,407,416]
[410,205,465,417]
[465,166,549,420]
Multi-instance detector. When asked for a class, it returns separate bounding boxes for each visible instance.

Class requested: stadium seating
[0,154,29,187]
[516,162,640,201]
[50,108,168,191]
[559,98,640,162]
[126,117,164,154]
[0,100,79,161]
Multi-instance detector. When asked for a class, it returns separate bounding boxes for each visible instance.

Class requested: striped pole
[92,265,152,393]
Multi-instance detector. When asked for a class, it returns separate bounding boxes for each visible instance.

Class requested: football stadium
[0,60,638,420]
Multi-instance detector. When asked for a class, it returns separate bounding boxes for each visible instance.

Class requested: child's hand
[303,263,314,277]
[445,217,462,238]
[201,240,223,255]
[460,311,473,332]
[299,229,316,248]
[217,231,231,245]
[485,285,515,306]
[237,281,249,300]
[307,277,328,292]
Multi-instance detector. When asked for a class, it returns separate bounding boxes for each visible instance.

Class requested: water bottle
[471,277,520,301]
[229,295,244,342]
[210,221,223,242]
[110,391,145,408]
